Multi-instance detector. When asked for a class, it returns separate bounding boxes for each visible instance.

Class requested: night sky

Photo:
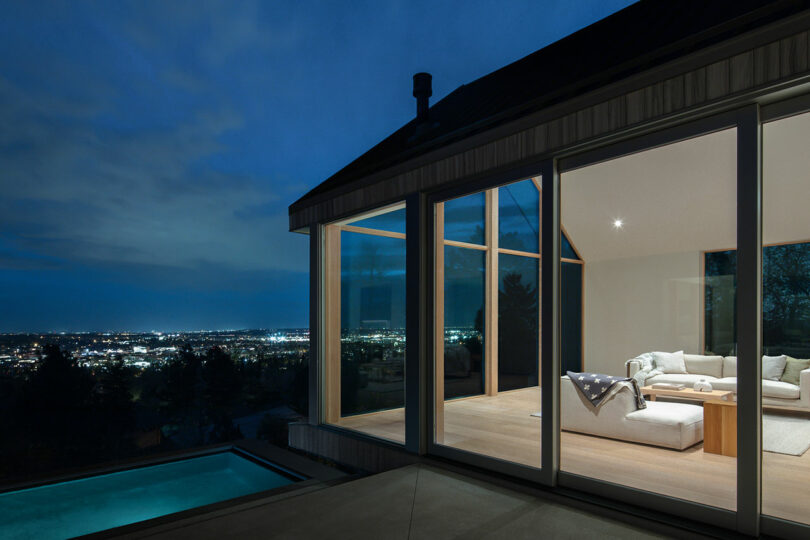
[0,0,635,332]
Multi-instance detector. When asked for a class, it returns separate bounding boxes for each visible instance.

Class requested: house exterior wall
[291,11,810,539]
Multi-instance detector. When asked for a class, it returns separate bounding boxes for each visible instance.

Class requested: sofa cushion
[645,373,718,387]
[763,355,787,381]
[723,356,737,377]
[762,379,800,400]
[652,350,686,374]
[683,354,723,378]
[626,401,704,427]
[781,357,810,386]
[711,377,737,392]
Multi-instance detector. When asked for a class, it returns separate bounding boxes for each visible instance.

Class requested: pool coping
[0,439,351,539]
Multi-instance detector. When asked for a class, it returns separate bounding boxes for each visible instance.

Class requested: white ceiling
[560,113,810,262]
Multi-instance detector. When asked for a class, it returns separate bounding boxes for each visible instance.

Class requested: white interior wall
[561,129,737,376]
[583,251,703,376]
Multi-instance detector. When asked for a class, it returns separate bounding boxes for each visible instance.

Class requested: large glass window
[444,245,486,399]
[762,109,810,525]
[499,180,539,253]
[560,128,738,510]
[444,192,486,245]
[498,254,539,392]
[561,259,583,374]
[434,179,546,469]
[322,204,406,443]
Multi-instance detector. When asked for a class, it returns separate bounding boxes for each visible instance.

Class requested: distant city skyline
[0,1,636,332]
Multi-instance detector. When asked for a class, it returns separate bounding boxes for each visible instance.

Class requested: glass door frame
[757,91,810,540]
[424,106,762,534]
[425,165,548,483]
[554,107,750,533]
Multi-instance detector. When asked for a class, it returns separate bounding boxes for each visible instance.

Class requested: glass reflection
[444,245,485,399]
[444,192,485,245]
[348,207,407,234]
[498,254,539,391]
[561,261,583,374]
[340,231,406,416]
[499,180,539,253]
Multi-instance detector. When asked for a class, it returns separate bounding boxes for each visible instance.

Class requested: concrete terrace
[115,463,715,539]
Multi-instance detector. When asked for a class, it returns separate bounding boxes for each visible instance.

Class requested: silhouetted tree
[763,244,810,356]
[705,251,737,355]
[288,353,309,416]
[163,345,202,417]
[498,272,538,389]
[23,344,95,468]
[202,346,242,442]
[92,359,136,454]
[161,344,204,443]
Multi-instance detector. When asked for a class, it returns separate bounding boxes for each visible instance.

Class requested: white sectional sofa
[626,353,810,410]
[561,376,704,450]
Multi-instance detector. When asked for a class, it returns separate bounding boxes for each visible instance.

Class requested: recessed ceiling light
[613,219,623,229]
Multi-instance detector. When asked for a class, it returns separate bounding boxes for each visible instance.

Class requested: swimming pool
[0,450,299,540]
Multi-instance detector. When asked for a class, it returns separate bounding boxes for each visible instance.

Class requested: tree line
[0,343,307,482]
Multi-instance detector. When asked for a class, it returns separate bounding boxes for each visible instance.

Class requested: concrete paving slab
[131,466,418,539]
[125,464,706,539]
[407,466,669,540]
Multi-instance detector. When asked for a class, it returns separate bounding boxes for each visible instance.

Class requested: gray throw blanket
[567,371,646,410]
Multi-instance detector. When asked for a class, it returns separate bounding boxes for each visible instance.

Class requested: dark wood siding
[290,26,810,230]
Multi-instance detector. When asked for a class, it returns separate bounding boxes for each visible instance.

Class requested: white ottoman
[562,376,704,450]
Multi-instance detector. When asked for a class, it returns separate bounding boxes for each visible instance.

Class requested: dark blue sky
[0,0,635,332]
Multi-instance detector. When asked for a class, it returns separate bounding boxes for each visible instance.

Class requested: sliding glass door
[433,178,544,469]
[558,127,739,509]
[761,109,810,526]
[420,100,810,536]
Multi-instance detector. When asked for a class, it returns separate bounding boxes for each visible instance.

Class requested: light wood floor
[338,386,810,524]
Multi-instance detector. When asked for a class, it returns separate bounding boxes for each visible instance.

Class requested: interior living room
[316,109,810,526]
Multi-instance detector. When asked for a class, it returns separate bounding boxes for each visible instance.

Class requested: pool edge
[76,476,330,540]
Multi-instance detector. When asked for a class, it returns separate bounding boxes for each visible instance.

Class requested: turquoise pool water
[0,451,297,540]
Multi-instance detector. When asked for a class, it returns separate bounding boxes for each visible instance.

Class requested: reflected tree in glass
[705,250,737,356]
[763,243,810,357]
[498,254,538,391]
[444,245,485,398]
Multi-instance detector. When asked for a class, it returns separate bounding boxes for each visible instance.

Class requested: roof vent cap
[413,72,432,123]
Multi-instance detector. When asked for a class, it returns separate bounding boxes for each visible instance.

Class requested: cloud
[123,0,305,67]
[0,75,307,276]
[161,67,207,93]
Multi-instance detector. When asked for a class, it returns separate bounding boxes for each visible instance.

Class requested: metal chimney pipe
[413,72,432,123]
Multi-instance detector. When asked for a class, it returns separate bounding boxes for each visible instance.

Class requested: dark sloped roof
[291,0,807,212]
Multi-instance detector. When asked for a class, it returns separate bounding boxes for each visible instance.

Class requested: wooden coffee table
[640,386,737,456]
[640,386,734,402]
[703,401,737,457]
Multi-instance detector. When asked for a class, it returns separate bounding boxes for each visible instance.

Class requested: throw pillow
[683,354,723,378]
[762,355,787,381]
[780,357,810,386]
[652,350,686,374]
[723,356,737,378]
